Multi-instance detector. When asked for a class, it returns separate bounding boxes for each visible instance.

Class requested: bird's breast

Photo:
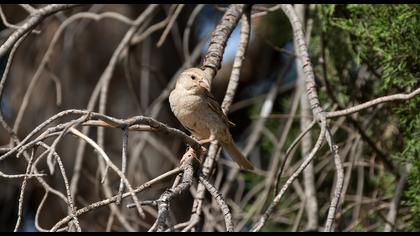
[169,90,210,138]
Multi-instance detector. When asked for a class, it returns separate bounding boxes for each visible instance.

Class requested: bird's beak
[199,78,211,91]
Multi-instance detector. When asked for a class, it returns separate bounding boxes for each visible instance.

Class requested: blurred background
[0,4,418,232]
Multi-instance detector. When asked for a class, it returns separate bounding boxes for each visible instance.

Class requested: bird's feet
[198,134,216,145]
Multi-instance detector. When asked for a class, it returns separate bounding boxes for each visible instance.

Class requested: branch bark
[295,4,319,231]
[201,4,249,83]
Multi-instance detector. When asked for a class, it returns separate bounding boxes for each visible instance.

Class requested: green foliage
[354,223,365,232]
[317,4,420,231]
[404,156,420,231]
[329,4,419,92]
[248,4,419,231]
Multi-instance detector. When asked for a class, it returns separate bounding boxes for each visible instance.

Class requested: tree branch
[201,4,248,82]
[0,4,79,58]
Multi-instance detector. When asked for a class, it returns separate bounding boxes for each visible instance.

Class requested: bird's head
[176,68,210,93]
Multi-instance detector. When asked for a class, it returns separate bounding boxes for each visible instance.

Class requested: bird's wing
[203,90,236,127]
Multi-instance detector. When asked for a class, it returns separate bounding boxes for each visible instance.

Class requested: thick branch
[153,150,195,232]
[280,4,323,120]
[201,4,248,81]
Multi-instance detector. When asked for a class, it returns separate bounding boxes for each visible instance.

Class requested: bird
[169,67,254,170]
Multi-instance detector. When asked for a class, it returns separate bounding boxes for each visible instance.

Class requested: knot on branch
[180,146,202,169]
[313,108,326,124]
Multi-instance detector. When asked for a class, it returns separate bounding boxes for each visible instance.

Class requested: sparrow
[169,68,254,170]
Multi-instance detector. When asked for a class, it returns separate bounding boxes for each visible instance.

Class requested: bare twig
[2,3,418,233]
[156,4,184,47]
[19,4,37,14]
[251,4,281,18]
[326,87,420,118]
[130,5,174,45]
[0,4,79,58]
[51,167,182,231]
[12,10,137,137]
[221,12,251,112]
[273,122,316,195]
[152,149,196,232]
[323,131,344,232]
[96,4,158,179]
[69,127,146,219]
[280,4,323,120]
[252,122,326,232]
[183,4,205,67]
[199,174,234,232]
[38,142,82,232]
[295,4,318,231]
[13,149,36,232]
[0,32,29,141]
[0,5,20,29]
[384,167,409,232]
[221,25,296,204]
[188,6,252,231]
[67,8,158,199]
[117,126,129,205]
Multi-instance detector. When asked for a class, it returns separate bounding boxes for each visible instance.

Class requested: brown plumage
[169,68,254,170]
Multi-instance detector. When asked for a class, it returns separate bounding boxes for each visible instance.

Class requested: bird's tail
[222,141,254,170]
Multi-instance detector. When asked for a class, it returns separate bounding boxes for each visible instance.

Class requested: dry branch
[0,4,79,58]
[1,4,419,232]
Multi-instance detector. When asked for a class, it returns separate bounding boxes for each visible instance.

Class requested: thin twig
[152,149,196,232]
[199,174,234,232]
[156,4,184,47]
[384,167,409,232]
[12,11,136,137]
[50,167,181,231]
[0,32,30,141]
[326,87,420,118]
[69,127,146,219]
[0,4,79,58]
[323,130,344,232]
[274,120,316,195]
[38,142,82,232]
[183,4,205,67]
[19,4,36,14]
[252,122,326,232]
[14,149,36,232]
[117,126,129,205]
[0,5,20,29]
[96,4,159,180]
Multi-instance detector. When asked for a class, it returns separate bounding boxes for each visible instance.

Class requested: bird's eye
[191,75,196,80]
